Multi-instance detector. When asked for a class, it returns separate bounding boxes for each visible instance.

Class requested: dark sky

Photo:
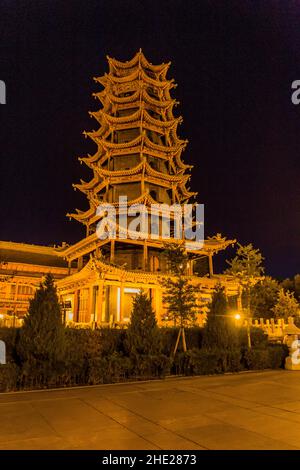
[1,0,300,279]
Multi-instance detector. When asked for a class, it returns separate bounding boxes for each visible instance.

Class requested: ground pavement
[1,370,300,450]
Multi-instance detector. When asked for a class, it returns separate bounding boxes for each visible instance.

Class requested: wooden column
[208,253,214,277]
[120,282,124,323]
[187,261,192,275]
[97,280,104,324]
[92,287,98,325]
[73,289,79,322]
[110,240,115,263]
[143,242,148,270]
[190,260,194,276]
[86,287,93,323]
[155,287,162,323]
[5,282,10,302]
[78,256,83,271]
[14,282,18,302]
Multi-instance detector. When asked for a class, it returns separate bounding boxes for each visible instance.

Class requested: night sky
[1,0,300,279]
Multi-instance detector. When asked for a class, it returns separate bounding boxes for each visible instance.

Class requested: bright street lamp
[231,312,251,349]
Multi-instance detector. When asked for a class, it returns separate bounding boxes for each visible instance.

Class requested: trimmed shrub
[63,329,93,386]
[188,349,224,375]
[242,344,288,370]
[98,328,127,356]
[238,327,268,348]
[267,344,288,369]
[86,353,132,385]
[202,285,239,351]
[125,292,171,379]
[105,353,132,382]
[0,363,19,392]
[226,349,243,372]
[18,275,66,384]
[172,348,242,376]
[172,351,189,375]
[126,292,162,356]
[60,328,128,386]
[130,353,170,378]
[0,327,20,364]
[161,327,203,355]
[243,348,270,370]
[0,323,290,392]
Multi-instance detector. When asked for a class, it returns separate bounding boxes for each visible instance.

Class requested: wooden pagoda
[54,51,238,325]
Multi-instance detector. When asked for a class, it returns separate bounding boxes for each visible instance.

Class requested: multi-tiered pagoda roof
[68,50,197,233]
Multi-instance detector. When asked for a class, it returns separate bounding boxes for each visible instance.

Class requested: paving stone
[1,371,300,449]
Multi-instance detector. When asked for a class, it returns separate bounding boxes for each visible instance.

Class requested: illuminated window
[17,285,33,295]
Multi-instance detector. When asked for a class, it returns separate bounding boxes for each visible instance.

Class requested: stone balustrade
[245,317,296,339]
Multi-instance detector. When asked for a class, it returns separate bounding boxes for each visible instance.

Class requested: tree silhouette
[19,274,65,381]
[161,243,197,354]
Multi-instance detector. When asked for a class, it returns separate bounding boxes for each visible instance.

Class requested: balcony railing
[0,315,23,328]
[0,294,32,302]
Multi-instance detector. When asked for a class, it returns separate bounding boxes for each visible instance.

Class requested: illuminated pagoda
[0,51,239,326]
[68,49,197,266]
[57,50,238,325]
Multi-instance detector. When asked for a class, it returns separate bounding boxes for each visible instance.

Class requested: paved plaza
[1,370,300,450]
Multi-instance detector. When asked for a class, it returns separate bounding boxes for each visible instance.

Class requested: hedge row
[0,326,288,392]
[0,325,268,360]
[172,344,288,376]
[0,353,171,392]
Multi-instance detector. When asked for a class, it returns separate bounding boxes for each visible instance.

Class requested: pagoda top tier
[105,49,171,80]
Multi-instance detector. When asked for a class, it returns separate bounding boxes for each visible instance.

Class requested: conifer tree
[162,277,197,328]
[202,284,238,351]
[226,243,264,315]
[250,277,280,319]
[161,243,197,354]
[19,274,65,367]
[126,292,162,356]
[281,274,300,301]
[272,288,300,321]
